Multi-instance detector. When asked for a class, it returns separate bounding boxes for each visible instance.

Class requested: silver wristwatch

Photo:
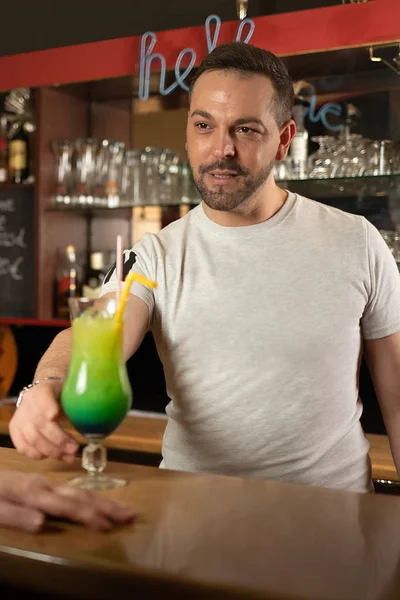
[16,376,63,408]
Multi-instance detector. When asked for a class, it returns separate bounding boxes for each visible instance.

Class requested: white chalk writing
[0,256,24,281]
[0,198,15,213]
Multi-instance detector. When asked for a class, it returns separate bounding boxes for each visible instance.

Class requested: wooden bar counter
[0,447,400,600]
[0,404,398,482]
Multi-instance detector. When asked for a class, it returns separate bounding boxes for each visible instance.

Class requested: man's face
[186,70,292,212]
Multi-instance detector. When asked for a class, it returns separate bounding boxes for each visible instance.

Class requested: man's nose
[212,130,236,159]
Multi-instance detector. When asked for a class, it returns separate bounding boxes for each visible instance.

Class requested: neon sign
[138,15,255,101]
[138,14,343,132]
[306,95,342,132]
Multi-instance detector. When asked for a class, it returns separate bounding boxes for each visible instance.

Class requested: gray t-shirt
[102,192,400,492]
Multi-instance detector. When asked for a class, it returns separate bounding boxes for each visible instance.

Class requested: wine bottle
[290,104,309,180]
[82,252,106,300]
[8,122,29,184]
[55,245,81,319]
[0,116,8,183]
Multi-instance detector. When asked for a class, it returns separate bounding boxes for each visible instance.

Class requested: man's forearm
[34,328,73,382]
[383,412,400,478]
[363,334,400,479]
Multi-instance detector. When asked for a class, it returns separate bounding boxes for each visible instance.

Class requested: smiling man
[10,43,400,493]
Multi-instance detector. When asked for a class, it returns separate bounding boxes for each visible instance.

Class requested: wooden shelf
[0,317,70,328]
[0,182,34,189]
[46,203,196,216]
[278,174,400,199]
[46,204,134,219]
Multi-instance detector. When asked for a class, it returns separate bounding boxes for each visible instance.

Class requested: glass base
[68,474,127,490]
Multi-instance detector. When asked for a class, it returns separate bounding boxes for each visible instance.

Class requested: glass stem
[82,440,107,477]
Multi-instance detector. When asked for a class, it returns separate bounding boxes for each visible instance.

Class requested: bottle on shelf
[54,245,81,319]
[82,252,107,299]
[290,104,309,180]
[0,116,8,183]
[8,121,29,184]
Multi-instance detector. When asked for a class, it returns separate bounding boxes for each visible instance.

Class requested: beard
[191,158,274,212]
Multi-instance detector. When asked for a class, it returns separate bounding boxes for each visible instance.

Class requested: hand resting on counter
[0,471,135,533]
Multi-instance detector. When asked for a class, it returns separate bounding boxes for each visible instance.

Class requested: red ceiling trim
[0,0,398,92]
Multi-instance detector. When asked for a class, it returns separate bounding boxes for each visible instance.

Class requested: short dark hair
[189,42,294,127]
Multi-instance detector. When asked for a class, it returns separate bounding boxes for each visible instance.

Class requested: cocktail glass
[61,297,132,490]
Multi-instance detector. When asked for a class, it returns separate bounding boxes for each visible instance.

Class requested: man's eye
[238,126,256,134]
[195,122,210,130]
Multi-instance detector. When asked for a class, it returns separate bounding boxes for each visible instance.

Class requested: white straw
[116,235,123,305]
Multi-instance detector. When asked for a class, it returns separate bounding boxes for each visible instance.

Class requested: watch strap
[16,376,63,408]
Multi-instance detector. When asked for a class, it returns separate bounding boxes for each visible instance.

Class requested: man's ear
[275,120,296,161]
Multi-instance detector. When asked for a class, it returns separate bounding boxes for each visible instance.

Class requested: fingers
[11,423,78,462]
[22,421,78,461]
[0,472,52,503]
[9,429,45,460]
[87,493,135,525]
[29,489,113,531]
[41,421,78,453]
[28,485,132,532]
[0,500,45,533]
[60,454,76,464]
[55,486,135,530]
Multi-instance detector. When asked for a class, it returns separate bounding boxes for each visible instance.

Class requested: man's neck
[201,180,288,228]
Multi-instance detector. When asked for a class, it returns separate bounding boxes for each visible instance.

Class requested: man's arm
[9,292,149,461]
[364,331,400,477]
[35,292,149,380]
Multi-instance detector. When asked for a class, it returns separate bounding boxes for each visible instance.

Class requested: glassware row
[274,135,400,181]
[51,139,202,207]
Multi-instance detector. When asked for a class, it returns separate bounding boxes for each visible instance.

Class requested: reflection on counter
[95,469,400,600]
[2,451,400,600]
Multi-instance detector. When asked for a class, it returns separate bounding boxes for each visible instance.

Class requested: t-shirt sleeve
[100,233,155,321]
[361,219,400,340]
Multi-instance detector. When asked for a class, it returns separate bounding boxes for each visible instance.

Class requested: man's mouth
[209,170,240,179]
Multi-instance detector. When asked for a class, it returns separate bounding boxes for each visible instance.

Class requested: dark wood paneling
[35,88,89,319]
[90,216,132,254]
[90,99,133,147]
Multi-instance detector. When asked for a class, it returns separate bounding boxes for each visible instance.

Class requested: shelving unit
[46,203,197,214]
[0,0,398,322]
[279,174,400,199]
[0,182,34,189]
[46,204,135,218]
[30,86,135,321]
[44,175,400,213]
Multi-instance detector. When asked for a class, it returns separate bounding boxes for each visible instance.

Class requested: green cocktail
[61,297,132,490]
[62,313,131,437]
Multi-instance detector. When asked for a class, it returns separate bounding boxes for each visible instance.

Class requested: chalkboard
[0,186,35,317]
